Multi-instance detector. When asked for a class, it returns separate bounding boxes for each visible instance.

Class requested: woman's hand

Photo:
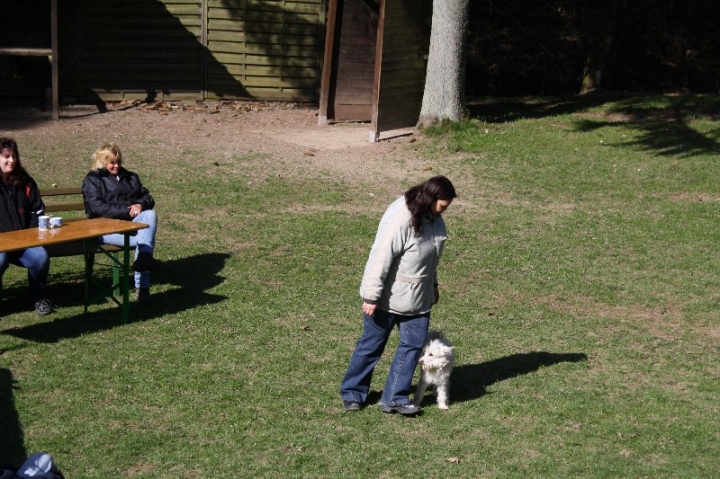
[434,286,440,305]
[362,302,377,317]
[128,204,143,218]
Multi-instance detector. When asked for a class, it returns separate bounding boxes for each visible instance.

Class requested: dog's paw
[438,404,450,410]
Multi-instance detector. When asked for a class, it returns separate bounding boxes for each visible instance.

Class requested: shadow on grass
[573,96,720,159]
[467,94,720,159]
[467,94,624,123]
[449,351,588,403]
[0,368,26,465]
[365,351,587,408]
[1,252,231,343]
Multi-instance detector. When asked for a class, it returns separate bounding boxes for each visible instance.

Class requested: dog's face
[419,340,454,371]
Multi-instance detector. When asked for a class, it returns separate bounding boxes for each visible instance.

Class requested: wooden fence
[2,0,326,103]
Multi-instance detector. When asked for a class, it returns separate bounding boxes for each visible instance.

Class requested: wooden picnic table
[0,218,148,322]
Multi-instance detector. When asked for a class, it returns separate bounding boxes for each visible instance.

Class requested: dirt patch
[0,100,424,185]
[0,99,488,223]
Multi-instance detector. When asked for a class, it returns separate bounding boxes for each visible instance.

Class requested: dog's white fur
[414,330,455,410]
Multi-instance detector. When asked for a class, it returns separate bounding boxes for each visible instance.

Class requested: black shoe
[132,253,162,272]
[343,400,362,412]
[379,403,421,416]
[34,298,53,315]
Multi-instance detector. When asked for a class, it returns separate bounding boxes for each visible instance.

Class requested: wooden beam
[317,0,338,124]
[0,48,52,56]
[201,0,208,100]
[369,0,386,142]
[51,0,59,120]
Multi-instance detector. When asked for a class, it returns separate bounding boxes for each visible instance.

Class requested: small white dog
[414,330,455,410]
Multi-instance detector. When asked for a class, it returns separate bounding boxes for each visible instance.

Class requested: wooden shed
[318,0,432,141]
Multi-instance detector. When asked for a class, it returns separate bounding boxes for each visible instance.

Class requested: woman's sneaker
[34,298,53,315]
[379,403,421,416]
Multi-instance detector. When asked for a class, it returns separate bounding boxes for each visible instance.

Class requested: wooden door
[319,0,378,122]
[370,0,432,139]
[319,0,431,141]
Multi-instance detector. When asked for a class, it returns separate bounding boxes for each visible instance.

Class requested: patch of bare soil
[0,100,430,187]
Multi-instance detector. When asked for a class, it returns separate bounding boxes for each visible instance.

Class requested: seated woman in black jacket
[0,138,53,315]
[82,142,161,303]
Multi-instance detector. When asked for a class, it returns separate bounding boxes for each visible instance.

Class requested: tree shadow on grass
[0,368,26,465]
[1,252,231,343]
[468,94,720,159]
[449,351,588,404]
[466,93,637,124]
[573,96,720,159]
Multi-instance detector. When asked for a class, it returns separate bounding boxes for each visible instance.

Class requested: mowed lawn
[1,95,719,478]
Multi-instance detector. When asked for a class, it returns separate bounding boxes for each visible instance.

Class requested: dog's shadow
[448,351,588,403]
[384,351,587,407]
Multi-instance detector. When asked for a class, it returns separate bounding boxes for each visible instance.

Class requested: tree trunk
[418,0,469,126]
[580,0,626,94]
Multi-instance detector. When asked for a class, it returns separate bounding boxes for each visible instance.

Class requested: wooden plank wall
[374,0,432,131]
[81,0,204,101]
[326,0,378,120]
[2,0,327,103]
[206,0,325,101]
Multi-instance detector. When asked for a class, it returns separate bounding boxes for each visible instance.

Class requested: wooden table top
[0,218,148,253]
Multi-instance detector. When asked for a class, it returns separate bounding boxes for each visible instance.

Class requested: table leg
[83,238,131,321]
[83,241,93,315]
[121,233,131,322]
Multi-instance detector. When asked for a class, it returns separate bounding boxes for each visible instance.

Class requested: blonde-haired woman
[82,143,161,303]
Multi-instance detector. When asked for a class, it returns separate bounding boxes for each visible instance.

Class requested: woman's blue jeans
[0,246,50,300]
[98,209,157,288]
[340,309,429,406]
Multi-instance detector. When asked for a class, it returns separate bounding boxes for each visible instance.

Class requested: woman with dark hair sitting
[0,138,53,315]
[340,175,457,415]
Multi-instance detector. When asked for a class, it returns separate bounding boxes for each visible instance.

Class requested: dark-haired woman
[340,176,456,415]
[0,138,53,315]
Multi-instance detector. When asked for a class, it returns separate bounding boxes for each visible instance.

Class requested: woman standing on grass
[82,142,161,304]
[340,175,456,416]
[0,138,53,315]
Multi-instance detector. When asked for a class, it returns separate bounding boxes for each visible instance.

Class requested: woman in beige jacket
[340,176,456,416]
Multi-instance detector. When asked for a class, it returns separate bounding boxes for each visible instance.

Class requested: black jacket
[82,167,155,220]
[0,177,45,233]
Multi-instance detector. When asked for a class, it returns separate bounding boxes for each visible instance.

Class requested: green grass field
[1,95,719,478]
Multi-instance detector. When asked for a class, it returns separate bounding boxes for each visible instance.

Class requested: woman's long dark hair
[405,175,457,234]
[0,138,30,187]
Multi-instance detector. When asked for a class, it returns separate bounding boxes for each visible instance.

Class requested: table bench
[40,186,123,258]
[40,187,131,313]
